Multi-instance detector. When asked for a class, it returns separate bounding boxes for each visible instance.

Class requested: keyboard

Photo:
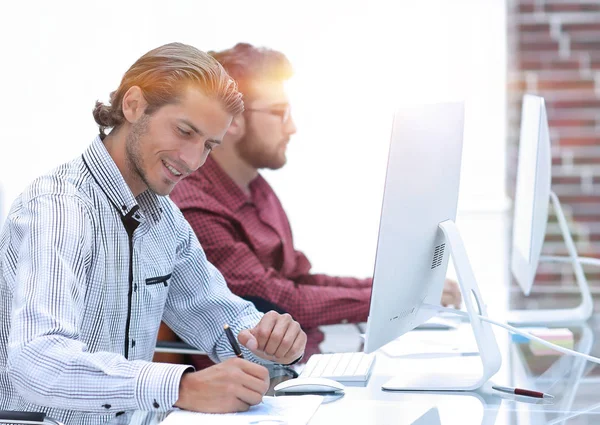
[299,352,376,383]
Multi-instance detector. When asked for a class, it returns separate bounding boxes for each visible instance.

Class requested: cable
[541,255,600,267]
[422,304,600,366]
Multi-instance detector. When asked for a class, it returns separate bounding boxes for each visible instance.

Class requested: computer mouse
[273,377,345,394]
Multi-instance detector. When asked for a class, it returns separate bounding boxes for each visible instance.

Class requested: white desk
[124,317,600,425]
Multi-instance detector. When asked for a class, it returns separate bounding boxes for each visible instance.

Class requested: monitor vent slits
[431,243,445,269]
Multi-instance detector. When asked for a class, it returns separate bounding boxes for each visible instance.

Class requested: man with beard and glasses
[163,43,461,369]
[0,42,306,424]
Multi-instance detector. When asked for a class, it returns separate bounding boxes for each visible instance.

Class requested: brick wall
[507,0,600,308]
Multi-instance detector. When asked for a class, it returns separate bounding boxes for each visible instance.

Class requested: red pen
[492,385,554,399]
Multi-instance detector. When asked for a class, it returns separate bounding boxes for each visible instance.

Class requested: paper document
[160,395,323,425]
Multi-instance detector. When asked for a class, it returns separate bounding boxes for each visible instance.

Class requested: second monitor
[509,94,593,325]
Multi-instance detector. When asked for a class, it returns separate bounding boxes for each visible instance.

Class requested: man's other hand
[441,278,462,308]
[238,311,306,365]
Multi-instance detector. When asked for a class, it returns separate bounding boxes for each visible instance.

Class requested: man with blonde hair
[166,43,461,368]
[0,42,305,423]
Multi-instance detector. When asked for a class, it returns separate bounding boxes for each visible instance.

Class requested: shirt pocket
[140,272,172,320]
[145,273,172,287]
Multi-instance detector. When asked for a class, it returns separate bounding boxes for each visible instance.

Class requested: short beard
[125,114,152,194]
[236,133,287,171]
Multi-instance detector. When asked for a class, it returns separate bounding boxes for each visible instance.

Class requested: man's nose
[285,114,297,136]
[180,142,207,172]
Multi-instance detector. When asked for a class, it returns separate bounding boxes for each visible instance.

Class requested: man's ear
[122,86,148,124]
[226,114,246,139]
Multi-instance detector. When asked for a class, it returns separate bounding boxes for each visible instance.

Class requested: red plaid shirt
[170,156,372,332]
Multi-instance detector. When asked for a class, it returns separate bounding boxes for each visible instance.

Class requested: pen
[224,324,244,359]
[492,385,554,399]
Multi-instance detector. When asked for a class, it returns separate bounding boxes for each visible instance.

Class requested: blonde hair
[93,42,243,137]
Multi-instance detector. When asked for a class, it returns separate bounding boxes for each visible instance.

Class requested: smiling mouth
[162,160,183,177]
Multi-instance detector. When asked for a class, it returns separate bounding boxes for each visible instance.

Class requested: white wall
[0,0,506,278]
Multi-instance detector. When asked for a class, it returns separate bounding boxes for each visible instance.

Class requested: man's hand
[174,358,269,413]
[441,278,461,308]
[237,311,306,365]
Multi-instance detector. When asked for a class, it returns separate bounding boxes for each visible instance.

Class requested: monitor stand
[382,220,502,391]
[508,191,593,325]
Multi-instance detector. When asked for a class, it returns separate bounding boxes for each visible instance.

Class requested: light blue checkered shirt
[0,136,266,424]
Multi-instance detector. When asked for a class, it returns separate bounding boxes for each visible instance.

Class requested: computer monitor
[510,94,551,296]
[363,102,501,391]
[508,94,592,325]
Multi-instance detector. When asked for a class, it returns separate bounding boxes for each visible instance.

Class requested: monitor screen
[512,96,543,265]
[364,101,465,354]
[510,94,551,296]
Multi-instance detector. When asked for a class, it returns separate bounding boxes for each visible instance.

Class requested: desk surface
[87,315,600,425]
[304,318,600,425]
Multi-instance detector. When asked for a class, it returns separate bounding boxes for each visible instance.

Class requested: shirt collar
[82,136,163,223]
[196,155,253,212]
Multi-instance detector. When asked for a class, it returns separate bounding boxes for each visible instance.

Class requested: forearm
[228,273,372,329]
[289,251,372,289]
[8,336,190,412]
[281,285,371,329]
[296,274,373,289]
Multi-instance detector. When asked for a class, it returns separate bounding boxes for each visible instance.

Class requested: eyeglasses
[245,105,291,124]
